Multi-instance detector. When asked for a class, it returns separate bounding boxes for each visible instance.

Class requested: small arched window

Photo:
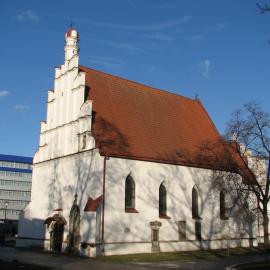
[125,175,135,210]
[192,186,200,219]
[220,190,228,220]
[82,134,87,149]
[159,183,167,216]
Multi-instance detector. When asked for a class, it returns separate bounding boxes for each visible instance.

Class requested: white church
[16,28,257,256]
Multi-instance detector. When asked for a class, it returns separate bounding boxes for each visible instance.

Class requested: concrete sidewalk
[1,246,270,270]
[0,246,154,270]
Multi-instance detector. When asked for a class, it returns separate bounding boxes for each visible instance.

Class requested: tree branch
[257,3,270,13]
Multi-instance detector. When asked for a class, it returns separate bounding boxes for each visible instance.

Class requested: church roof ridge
[79,64,227,170]
[79,65,196,103]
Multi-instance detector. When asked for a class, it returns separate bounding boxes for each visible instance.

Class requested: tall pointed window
[125,175,135,210]
[220,190,228,220]
[159,183,167,217]
[192,186,200,219]
[195,221,202,241]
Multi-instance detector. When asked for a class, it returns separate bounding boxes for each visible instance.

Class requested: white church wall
[81,212,96,244]
[101,157,257,255]
[17,149,104,249]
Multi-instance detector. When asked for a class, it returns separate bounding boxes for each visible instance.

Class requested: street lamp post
[4,201,9,223]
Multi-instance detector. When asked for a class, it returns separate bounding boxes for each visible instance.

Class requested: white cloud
[90,16,191,32]
[85,37,143,54]
[140,32,175,42]
[198,59,211,79]
[185,34,204,42]
[87,56,125,73]
[13,104,30,112]
[205,22,227,32]
[158,2,181,9]
[147,66,158,72]
[0,90,10,98]
[108,41,143,54]
[17,10,40,22]
[127,0,135,5]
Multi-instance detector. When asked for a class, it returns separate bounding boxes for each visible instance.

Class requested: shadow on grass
[235,261,270,270]
[96,247,267,263]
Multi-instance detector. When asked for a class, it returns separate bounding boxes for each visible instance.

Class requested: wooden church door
[52,223,64,251]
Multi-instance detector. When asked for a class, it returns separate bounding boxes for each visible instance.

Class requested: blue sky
[1,0,270,157]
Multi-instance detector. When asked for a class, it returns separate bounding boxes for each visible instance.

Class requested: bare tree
[224,102,270,250]
[257,2,270,13]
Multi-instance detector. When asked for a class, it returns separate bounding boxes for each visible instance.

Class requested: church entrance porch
[44,213,67,252]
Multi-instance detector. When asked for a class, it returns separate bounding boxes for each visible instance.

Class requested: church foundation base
[15,237,258,257]
[101,238,258,256]
[16,237,49,249]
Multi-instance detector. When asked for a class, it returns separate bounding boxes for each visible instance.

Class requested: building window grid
[0,160,31,222]
[0,170,32,179]
[0,161,32,170]
[0,209,21,216]
[0,189,30,198]
[0,179,31,187]
[0,200,26,207]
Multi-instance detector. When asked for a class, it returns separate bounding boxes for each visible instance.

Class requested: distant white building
[0,154,32,231]
[17,28,257,256]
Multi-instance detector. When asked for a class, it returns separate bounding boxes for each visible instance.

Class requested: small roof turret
[65,28,79,39]
[64,27,79,61]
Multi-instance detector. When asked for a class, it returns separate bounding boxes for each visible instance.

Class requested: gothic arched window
[159,183,167,216]
[82,134,86,149]
[125,175,135,210]
[220,190,228,220]
[192,186,200,219]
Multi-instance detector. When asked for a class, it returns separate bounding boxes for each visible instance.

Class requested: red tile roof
[79,66,250,174]
[44,214,67,225]
[66,28,73,37]
[84,195,103,212]
[66,28,79,38]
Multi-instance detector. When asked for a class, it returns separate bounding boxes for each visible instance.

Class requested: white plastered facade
[16,29,258,256]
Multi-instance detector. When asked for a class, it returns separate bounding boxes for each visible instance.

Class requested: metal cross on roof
[70,20,74,29]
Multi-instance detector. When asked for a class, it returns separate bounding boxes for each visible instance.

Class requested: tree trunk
[263,210,269,251]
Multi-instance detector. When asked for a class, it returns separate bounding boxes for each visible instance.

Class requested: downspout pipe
[101,155,107,253]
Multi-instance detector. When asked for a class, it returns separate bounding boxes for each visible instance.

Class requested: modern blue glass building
[0,154,32,228]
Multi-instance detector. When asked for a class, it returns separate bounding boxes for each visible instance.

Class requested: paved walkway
[0,246,149,270]
[1,246,270,270]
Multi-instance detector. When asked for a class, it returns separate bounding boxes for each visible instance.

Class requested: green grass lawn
[96,247,266,263]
